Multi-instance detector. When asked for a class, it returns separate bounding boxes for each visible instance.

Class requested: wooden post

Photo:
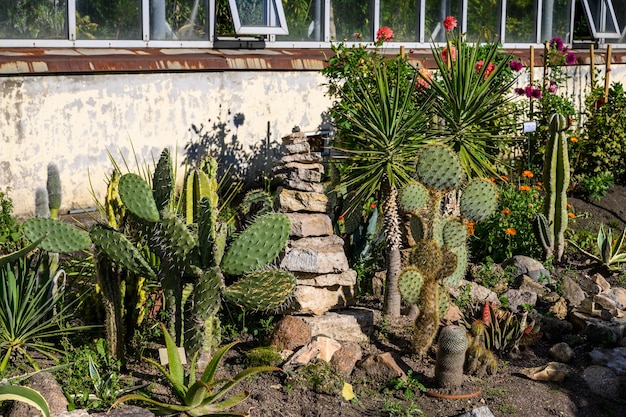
[604,45,612,101]
[543,42,549,89]
[529,46,535,114]
[400,45,405,59]
[589,44,595,87]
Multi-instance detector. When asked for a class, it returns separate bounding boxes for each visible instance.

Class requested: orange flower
[501,209,511,215]
[500,175,509,182]
[566,203,572,208]
[570,137,579,143]
[522,170,534,178]
[442,45,457,63]
[536,181,542,186]
[489,177,495,183]
[536,185,542,191]
[568,212,576,218]
[505,228,517,236]
[519,185,531,191]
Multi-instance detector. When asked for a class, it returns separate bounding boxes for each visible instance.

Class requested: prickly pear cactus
[90,225,156,278]
[23,218,91,253]
[398,267,424,305]
[221,213,291,276]
[460,179,498,222]
[223,269,296,312]
[118,173,160,222]
[415,143,464,192]
[152,148,174,212]
[399,182,429,215]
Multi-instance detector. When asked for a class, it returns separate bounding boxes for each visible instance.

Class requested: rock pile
[275,130,357,316]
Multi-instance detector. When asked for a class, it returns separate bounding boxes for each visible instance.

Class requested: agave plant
[330,57,432,316]
[0,243,92,373]
[569,224,626,270]
[0,383,49,417]
[115,323,279,416]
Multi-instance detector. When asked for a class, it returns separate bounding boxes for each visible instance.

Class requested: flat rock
[582,365,621,400]
[330,341,363,376]
[516,274,548,295]
[280,178,325,193]
[281,141,310,154]
[588,346,626,375]
[278,152,323,164]
[285,212,333,237]
[570,309,626,344]
[610,286,626,309]
[356,352,407,384]
[295,270,357,287]
[282,131,307,144]
[274,188,328,213]
[289,284,356,315]
[281,235,349,273]
[449,280,499,305]
[274,168,323,183]
[301,309,373,342]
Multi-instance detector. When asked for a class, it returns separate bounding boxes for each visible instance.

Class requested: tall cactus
[46,163,62,220]
[435,325,469,388]
[533,113,570,262]
[397,144,498,357]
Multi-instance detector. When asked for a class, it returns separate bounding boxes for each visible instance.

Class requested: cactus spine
[435,325,469,388]
[397,144,498,357]
[535,113,570,262]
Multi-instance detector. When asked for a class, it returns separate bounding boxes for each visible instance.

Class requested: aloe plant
[569,224,626,270]
[115,323,278,417]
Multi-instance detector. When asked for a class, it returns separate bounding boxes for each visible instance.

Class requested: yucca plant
[330,57,432,316]
[0,245,92,374]
[418,27,520,178]
[0,383,49,417]
[115,323,279,416]
[569,224,626,270]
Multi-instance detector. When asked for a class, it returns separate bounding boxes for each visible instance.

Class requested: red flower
[442,45,456,63]
[475,60,496,79]
[376,26,394,43]
[416,67,432,91]
[443,16,458,32]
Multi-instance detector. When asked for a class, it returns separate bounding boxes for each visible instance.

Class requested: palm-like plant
[332,57,431,316]
[420,34,520,178]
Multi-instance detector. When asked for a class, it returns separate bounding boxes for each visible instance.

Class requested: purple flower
[509,60,523,72]
[515,87,525,96]
[525,85,534,97]
[565,52,577,65]
[531,88,542,99]
[550,37,564,51]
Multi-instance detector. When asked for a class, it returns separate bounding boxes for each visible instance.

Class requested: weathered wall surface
[0,71,331,216]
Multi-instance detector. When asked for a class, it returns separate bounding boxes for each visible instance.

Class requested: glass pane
[282,0,324,41]
[505,0,537,43]
[466,0,499,41]
[608,0,626,42]
[583,0,619,36]
[540,0,570,41]
[151,0,208,40]
[381,0,418,42]
[329,0,372,41]
[0,0,67,39]
[76,0,142,40]
[234,0,281,27]
[425,0,462,42]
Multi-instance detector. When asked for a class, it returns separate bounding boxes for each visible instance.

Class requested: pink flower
[509,60,523,71]
[476,60,496,79]
[376,26,394,43]
[548,81,557,93]
[443,16,458,32]
[352,32,362,40]
[442,45,456,63]
[416,68,432,91]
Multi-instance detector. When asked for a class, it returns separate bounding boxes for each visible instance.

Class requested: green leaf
[0,385,50,417]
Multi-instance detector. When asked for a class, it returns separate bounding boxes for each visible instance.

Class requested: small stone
[274,168,323,183]
[610,287,626,309]
[282,131,306,144]
[516,274,548,295]
[8,372,68,417]
[454,406,495,417]
[502,255,550,282]
[449,279,499,305]
[301,309,373,342]
[356,352,406,384]
[314,336,342,362]
[269,315,312,351]
[562,276,586,307]
[548,297,568,320]
[594,293,618,311]
[549,342,575,362]
[442,303,464,324]
[281,235,349,274]
[592,273,611,293]
[578,275,602,295]
[583,365,621,400]
[588,346,626,375]
[281,141,310,154]
[285,213,333,237]
[330,341,363,376]
[288,285,356,315]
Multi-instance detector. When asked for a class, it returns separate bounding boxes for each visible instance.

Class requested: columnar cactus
[46,163,62,220]
[397,144,498,357]
[435,325,469,388]
[533,113,570,262]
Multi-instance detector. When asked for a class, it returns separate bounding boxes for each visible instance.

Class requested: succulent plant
[46,163,62,220]
[435,325,469,388]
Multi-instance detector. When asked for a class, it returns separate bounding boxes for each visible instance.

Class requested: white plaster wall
[0,71,332,216]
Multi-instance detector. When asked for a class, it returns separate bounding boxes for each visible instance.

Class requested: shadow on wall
[183,106,279,188]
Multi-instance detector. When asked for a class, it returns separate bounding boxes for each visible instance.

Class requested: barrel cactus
[435,325,469,388]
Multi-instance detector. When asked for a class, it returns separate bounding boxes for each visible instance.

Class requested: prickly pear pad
[23,218,91,253]
[118,173,160,223]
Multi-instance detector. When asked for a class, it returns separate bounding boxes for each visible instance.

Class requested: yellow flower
[519,185,531,191]
[501,209,511,215]
[522,170,534,178]
[505,228,517,236]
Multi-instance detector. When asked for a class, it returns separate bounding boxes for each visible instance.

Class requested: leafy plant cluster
[0,189,23,255]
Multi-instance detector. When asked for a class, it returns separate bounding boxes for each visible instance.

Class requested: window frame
[228,0,289,35]
[580,0,622,39]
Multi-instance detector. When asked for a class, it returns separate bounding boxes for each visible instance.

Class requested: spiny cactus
[47,163,62,220]
[397,143,498,357]
[435,325,469,388]
[118,173,160,223]
[534,113,570,262]
[22,218,91,253]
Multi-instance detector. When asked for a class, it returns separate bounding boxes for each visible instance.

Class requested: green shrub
[0,190,23,255]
